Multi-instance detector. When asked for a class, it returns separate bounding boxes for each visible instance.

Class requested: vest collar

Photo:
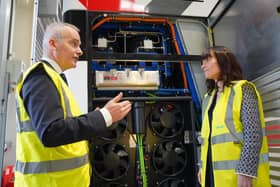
[41,57,63,74]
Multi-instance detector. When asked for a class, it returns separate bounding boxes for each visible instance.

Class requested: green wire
[137,135,147,187]
[146,92,157,97]
[140,135,147,187]
[145,92,156,104]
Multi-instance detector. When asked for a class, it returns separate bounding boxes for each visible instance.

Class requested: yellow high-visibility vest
[15,62,90,187]
[200,80,271,187]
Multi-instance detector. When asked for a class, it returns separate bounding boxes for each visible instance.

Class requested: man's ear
[49,38,56,49]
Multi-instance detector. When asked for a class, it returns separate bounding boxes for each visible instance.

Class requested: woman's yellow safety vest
[15,62,90,187]
[200,80,271,187]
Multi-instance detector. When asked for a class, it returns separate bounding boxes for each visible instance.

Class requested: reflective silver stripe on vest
[199,93,209,146]
[213,153,269,170]
[212,128,266,145]
[260,153,269,163]
[16,77,72,132]
[15,101,34,132]
[212,133,243,145]
[15,153,89,174]
[17,120,34,132]
[225,88,242,143]
[200,93,216,146]
[202,94,211,116]
[213,159,239,170]
[61,85,73,117]
[262,128,266,136]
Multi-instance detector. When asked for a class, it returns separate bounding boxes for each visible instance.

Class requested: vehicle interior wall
[212,0,280,80]
[177,19,209,102]
[1,0,34,175]
[0,0,13,182]
[212,1,280,186]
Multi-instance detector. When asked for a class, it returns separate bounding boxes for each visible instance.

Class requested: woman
[198,46,271,187]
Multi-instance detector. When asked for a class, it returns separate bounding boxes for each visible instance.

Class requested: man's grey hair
[42,22,80,52]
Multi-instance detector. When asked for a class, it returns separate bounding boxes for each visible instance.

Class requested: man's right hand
[104,92,131,123]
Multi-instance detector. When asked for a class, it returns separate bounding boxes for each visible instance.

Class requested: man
[15,22,131,187]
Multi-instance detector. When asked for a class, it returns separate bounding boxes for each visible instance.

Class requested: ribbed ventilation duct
[32,0,62,62]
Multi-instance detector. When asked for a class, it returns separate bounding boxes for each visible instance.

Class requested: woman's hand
[198,168,202,185]
[238,174,253,187]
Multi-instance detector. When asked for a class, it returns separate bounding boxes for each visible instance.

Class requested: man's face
[52,27,83,71]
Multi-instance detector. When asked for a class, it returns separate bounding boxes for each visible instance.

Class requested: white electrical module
[95,69,160,90]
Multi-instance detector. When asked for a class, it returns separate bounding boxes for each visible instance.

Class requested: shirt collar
[41,57,63,73]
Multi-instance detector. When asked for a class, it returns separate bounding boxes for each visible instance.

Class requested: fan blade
[107,143,116,153]
[117,150,128,157]
[112,168,121,178]
[176,118,183,126]
[174,147,185,154]
[165,141,174,151]
[93,160,104,165]
[162,165,171,175]
[157,144,165,155]
[154,157,164,165]
[177,156,186,165]
[100,169,110,177]
[161,128,170,137]
[97,147,106,158]
[152,111,161,122]
[171,180,182,187]
[155,126,164,134]
[119,159,129,168]
[151,121,162,128]
[163,182,169,187]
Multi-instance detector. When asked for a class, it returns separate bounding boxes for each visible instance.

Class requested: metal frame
[91,53,201,62]
[208,0,235,28]
[0,0,13,185]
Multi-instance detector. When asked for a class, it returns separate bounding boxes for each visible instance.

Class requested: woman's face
[201,51,221,81]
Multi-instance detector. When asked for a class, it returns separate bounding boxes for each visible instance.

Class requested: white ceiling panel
[182,0,219,17]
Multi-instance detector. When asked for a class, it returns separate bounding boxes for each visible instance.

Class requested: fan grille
[99,118,127,141]
[158,178,185,187]
[93,143,130,181]
[150,104,184,138]
[152,140,187,176]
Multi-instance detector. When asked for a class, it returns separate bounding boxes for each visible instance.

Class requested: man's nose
[77,47,83,56]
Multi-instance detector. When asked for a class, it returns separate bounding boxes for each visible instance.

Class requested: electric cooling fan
[158,178,185,187]
[152,140,187,176]
[93,143,130,181]
[99,118,127,141]
[150,103,184,138]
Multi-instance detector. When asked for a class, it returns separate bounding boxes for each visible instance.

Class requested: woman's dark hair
[201,46,243,93]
